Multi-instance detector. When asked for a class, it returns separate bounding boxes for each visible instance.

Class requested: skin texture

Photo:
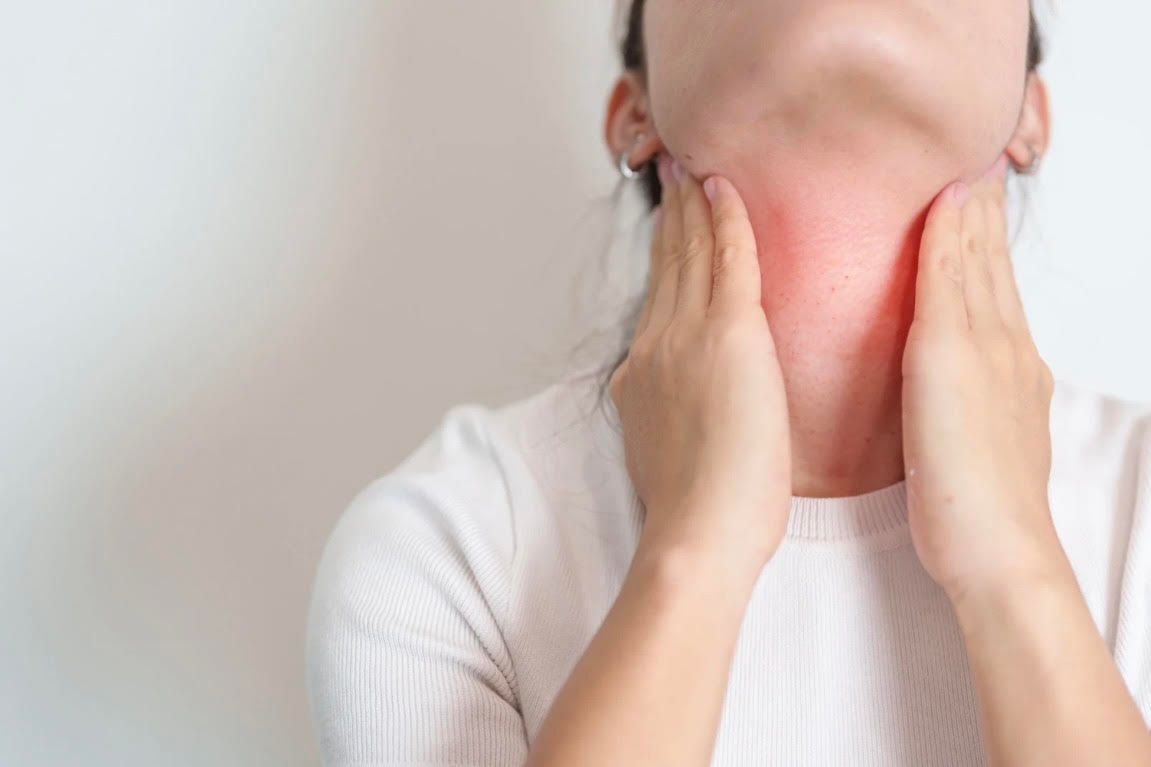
[604,0,1050,497]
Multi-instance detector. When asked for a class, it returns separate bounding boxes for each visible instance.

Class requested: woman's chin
[653,2,1021,190]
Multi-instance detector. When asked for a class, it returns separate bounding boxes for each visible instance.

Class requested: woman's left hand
[902,155,1063,605]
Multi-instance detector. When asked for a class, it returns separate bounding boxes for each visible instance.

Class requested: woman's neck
[729,154,940,498]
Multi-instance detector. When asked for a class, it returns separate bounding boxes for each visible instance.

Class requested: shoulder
[308,371,615,613]
[303,380,609,765]
[1046,377,1151,616]
[1050,380,1151,704]
[1049,376,1151,483]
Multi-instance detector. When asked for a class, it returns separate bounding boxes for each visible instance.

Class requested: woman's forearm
[953,539,1151,766]
[525,517,765,767]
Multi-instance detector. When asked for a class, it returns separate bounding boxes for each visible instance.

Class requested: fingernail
[703,177,719,202]
[951,182,970,206]
[657,154,671,184]
[671,159,686,183]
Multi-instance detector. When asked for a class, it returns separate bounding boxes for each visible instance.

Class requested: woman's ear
[603,70,663,171]
[1005,72,1051,173]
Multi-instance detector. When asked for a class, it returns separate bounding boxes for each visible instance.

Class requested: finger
[634,205,664,337]
[674,160,715,318]
[984,161,1030,335]
[703,174,762,311]
[959,190,1001,333]
[645,154,683,334]
[914,182,969,333]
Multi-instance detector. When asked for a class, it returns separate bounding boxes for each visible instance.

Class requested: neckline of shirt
[785,478,909,544]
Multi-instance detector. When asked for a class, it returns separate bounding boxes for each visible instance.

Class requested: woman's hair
[574,1,1045,418]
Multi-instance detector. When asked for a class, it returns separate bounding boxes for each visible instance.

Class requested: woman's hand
[527,162,790,765]
[902,155,1062,605]
[609,155,792,570]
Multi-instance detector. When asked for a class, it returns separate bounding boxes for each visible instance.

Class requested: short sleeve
[305,406,528,766]
[1115,403,1151,724]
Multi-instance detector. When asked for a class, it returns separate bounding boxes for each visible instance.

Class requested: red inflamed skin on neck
[735,161,924,490]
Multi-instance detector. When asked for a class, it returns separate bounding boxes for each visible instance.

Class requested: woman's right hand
[609,154,792,571]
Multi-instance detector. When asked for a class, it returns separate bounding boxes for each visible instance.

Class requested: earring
[618,133,649,181]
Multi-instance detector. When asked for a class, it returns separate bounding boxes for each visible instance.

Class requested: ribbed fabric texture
[305,373,1151,766]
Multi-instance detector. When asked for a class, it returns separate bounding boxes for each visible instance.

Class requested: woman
[306,1,1151,764]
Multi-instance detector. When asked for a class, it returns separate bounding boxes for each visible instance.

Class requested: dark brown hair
[577,1,1045,415]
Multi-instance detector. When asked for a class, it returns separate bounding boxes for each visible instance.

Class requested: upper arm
[306,415,527,766]
[1113,402,1151,726]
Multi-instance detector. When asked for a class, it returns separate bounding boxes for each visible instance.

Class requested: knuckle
[975,263,996,293]
[963,232,982,257]
[710,208,734,230]
[683,232,712,259]
[712,244,742,277]
[711,209,747,238]
[937,252,962,284]
[662,242,685,269]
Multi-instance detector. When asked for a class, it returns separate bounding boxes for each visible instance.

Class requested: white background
[2,2,1148,765]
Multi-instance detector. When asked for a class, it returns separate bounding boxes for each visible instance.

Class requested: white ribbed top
[305,373,1151,766]
[786,479,909,542]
